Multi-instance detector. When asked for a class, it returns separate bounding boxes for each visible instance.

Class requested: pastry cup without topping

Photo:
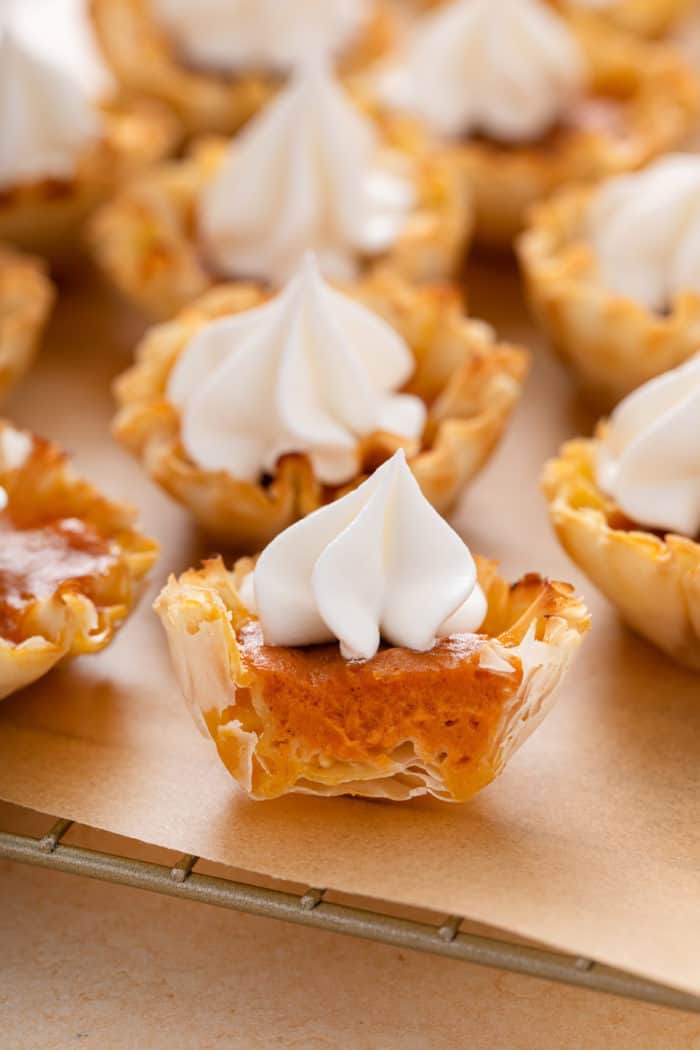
[90,119,472,319]
[0,246,55,402]
[460,14,698,247]
[0,421,159,701]
[543,435,700,670]
[155,555,589,802]
[113,269,529,551]
[90,0,397,137]
[0,99,178,262]
[518,184,700,408]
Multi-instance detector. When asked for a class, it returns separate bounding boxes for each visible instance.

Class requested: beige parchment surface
[0,262,698,997]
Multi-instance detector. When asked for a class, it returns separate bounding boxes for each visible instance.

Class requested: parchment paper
[0,262,698,996]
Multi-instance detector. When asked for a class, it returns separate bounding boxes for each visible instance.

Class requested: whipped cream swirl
[198,60,414,284]
[597,355,700,536]
[0,29,100,190]
[151,0,372,73]
[378,0,585,142]
[167,254,426,486]
[243,449,487,660]
[589,155,700,313]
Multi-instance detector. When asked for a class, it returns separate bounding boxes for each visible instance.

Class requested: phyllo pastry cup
[0,245,55,402]
[518,185,700,408]
[0,421,159,701]
[156,555,589,802]
[90,0,397,137]
[113,270,529,551]
[543,437,700,670]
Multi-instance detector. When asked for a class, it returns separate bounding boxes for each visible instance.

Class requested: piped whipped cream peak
[198,60,414,284]
[378,0,585,142]
[597,355,700,536]
[151,0,372,73]
[167,253,426,486]
[244,449,487,661]
[0,29,100,190]
[589,155,700,313]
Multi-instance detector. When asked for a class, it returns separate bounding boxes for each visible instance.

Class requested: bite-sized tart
[377,0,698,246]
[0,245,55,402]
[114,254,528,551]
[90,61,472,318]
[553,0,691,38]
[0,30,177,261]
[0,421,158,701]
[90,0,397,136]
[519,154,700,407]
[157,450,590,802]
[543,356,700,670]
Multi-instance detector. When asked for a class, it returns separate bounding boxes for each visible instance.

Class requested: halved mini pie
[377,1,698,246]
[0,245,55,402]
[0,421,158,700]
[519,154,700,407]
[90,61,471,318]
[157,451,589,802]
[90,0,397,137]
[0,30,177,261]
[543,356,700,670]
[114,255,528,551]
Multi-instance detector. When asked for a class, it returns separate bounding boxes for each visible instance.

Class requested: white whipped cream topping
[589,155,700,313]
[597,355,700,536]
[198,61,414,284]
[167,254,426,486]
[243,449,487,661]
[0,29,100,190]
[378,0,585,142]
[151,0,371,73]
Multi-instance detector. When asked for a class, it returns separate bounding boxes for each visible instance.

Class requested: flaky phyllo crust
[90,119,472,319]
[555,0,692,38]
[156,556,589,802]
[113,270,528,551]
[0,422,158,700]
[0,246,55,402]
[518,186,700,408]
[543,436,700,670]
[0,99,177,260]
[90,0,397,136]
[461,13,698,246]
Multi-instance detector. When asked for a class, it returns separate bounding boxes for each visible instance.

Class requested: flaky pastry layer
[113,269,528,551]
[0,246,55,402]
[543,436,700,670]
[518,185,700,409]
[90,117,472,318]
[554,0,691,37]
[156,556,589,801]
[0,421,158,700]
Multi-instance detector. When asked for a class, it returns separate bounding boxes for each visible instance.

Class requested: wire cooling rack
[2,811,699,1014]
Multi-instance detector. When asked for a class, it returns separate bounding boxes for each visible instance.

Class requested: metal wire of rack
[2,813,699,1015]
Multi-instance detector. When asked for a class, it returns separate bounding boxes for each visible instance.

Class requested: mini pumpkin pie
[0,29,176,261]
[0,421,158,701]
[519,154,700,407]
[0,245,55,402]
[543,355,700,670]
[554,0,692,38]
[114,253,528,551]
[377,0,698,246]
[90,60,472,318]
[90,0,396,137]
[157,449,589,802]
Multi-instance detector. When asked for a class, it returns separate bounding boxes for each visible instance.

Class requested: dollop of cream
[0,29,100,190]
[378,0,585,142]
[151,0,371,73]
[589,155,700,313]
[243,449,487,661]
[167,254,426,486]
[597,355,700,536]
[198,60,414,284]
